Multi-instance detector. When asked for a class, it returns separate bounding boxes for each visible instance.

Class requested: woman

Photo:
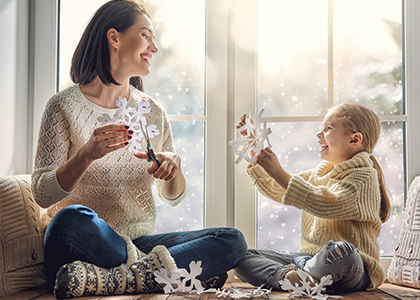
[32,1,246,298]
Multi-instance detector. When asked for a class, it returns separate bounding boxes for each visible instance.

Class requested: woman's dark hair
[70,0,149,91]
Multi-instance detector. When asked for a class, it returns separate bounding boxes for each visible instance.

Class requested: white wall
[0,0,17,175]
[0,0,29,175]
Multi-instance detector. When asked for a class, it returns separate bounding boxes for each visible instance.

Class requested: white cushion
[0,175,47,296]
[388,175,420,288]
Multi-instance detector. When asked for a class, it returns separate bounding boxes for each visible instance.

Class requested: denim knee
[44,204,127,269]
[216,228,247,267]
[324,241,358,266]
[294,240,365,286]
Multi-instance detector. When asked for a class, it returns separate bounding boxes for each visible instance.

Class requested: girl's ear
[349,132,363,148]
[107,28,119,49]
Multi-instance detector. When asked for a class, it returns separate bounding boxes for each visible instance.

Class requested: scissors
[139,119,161,168]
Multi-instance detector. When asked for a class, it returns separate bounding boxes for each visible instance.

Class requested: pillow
[0,174,47,297]
[387,175,420,288]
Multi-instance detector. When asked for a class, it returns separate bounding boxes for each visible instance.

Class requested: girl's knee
[325,241,359,266]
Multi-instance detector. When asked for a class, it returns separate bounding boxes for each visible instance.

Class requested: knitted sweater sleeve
[283,173,363,220]
[247,161,378,222]
[246,164,312,204]
[31,97,71,208]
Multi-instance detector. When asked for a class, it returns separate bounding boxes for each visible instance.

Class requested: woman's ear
[107,28,119,49]
[349,132,363,148]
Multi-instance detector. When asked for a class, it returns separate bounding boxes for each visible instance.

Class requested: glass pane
[58,0,106,91]
[257,0,328,117]
[153,121,205,233]
[334,0,403,115]
[59,0,205,233]
[142,0,205,116]
[376,121,404,256]
[257,122,320,251]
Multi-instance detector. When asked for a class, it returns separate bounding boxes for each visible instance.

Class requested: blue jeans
[234,240,370,292]
[44,205,247,289]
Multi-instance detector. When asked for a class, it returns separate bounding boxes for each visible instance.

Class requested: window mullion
[205,0,230,228]
[233,0,258,248]
[30,0,58,172]
[328,0,334,108]
[404,0,420,186]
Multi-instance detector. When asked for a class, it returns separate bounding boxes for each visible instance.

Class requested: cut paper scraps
[154,261,271,298]
[216,286,271,299]
[96,96,159,153]
[279,269,343,300]
[229,109,272,164]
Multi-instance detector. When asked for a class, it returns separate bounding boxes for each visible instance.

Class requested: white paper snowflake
[154,261,209,294]
[96,96,159,153]
[279,269,343,300]
[229,109,272,164]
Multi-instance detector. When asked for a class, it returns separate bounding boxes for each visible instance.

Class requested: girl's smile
[316,112,354,166]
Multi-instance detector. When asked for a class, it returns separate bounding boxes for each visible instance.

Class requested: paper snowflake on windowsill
[96,96,159,153]
[279,269,343,300]
[154,261,271,299]
[229,109,272,165]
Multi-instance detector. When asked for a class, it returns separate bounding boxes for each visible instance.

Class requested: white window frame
[27,0,420,272]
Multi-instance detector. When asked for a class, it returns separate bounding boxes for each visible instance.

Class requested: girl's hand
[134,151,181,181]
[81,124,132,161]
[256,147,282,178]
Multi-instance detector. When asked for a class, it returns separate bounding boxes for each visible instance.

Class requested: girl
[32,1,246,298]
[234,103,390,292]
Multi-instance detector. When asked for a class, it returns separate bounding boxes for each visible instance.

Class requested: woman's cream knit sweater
[247,152,384,290]
[32,84,186,240]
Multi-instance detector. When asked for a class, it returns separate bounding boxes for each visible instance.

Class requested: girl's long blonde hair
[330,103,391,223]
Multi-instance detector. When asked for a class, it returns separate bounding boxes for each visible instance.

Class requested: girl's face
[316,112,353,166]
[113,13,158,78]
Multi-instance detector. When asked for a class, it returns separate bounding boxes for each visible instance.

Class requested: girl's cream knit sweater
[247,152,384,290]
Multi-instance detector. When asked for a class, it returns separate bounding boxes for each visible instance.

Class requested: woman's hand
[134,151,180,181]
[56,124,132,192]
[256,147,291,189]
[134,151,186,200]
[81,124,132,162]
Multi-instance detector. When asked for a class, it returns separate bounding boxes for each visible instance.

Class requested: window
[255,0,404,256]
[25,0,420,265]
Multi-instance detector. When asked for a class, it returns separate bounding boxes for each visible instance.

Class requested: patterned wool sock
[54,245,177,299]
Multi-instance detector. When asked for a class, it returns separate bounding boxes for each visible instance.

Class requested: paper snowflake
[154,261,209,294]
[229,109,272,164]
[279,269,343,300]
[96,96,159,153]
